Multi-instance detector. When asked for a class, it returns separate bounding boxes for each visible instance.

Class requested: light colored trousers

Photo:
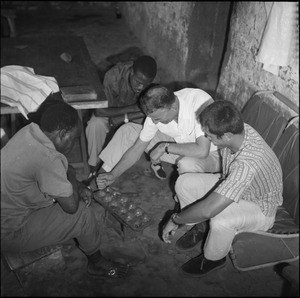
[85,114,109,167]
[99,122,221,173]
[175,173,275,260]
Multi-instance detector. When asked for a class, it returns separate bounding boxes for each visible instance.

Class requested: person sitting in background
[96,84,218,190]
[85,55,157,179]
[162,100,283,277]
[1,103,129,279]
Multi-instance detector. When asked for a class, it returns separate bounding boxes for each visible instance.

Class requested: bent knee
[175,173,196,197]
[86,117,108,132]
[210,213,235,231]
[177,157,202,174]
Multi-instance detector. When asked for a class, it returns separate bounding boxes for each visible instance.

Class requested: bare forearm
[67,166,80,204]
[173,193,233,225]
[166,142,209,158]
[111,140,148,178]
[111,148,142,178]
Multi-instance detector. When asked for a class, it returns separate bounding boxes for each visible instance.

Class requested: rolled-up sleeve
[37,156,73,198]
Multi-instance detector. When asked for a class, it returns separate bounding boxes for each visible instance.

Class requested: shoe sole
[180,261,226,278]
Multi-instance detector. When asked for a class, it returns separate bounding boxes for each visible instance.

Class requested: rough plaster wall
[122,2,193,83]
[216,2,299,118]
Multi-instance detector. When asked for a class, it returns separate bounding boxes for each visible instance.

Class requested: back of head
[133,55,157,79]
[40,103,79,133]
[199,100,244,138]
[139,84,175,115]
[28,92,64,126]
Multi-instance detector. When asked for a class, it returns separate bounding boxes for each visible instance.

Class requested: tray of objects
[93,187,152,232]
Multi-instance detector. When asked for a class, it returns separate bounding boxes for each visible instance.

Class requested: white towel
[256,2,297,75]
[1,65,59,119]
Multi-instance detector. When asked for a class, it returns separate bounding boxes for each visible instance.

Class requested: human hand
[162,219,178,243]
[78,185,93,207]
[96,173,115,189]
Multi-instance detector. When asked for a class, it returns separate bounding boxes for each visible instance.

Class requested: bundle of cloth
[1,65,59,119]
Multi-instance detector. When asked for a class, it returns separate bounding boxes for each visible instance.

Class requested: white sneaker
[150,163,167,180]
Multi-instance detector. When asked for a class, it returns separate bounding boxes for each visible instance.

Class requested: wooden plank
[61,85,97,102]
[1,36,107,103]
[1,100,107,114]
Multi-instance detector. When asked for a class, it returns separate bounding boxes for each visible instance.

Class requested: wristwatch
[124,113,129,123]
[171,213,180,225]
[164,142,170,154]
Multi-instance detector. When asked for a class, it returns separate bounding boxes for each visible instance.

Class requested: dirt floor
[0,2,293,297]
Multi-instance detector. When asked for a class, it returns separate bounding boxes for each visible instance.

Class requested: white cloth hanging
[1,65,59,119]
[256,2,296,75]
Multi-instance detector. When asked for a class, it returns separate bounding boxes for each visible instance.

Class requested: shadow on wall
[96,46,145,82]
[95,46,216,97]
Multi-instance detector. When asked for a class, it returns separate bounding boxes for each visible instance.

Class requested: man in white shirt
[96,84,220,190]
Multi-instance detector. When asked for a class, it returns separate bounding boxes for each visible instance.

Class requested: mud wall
[121,2,231,95]
[216,2,299,117]
[121,2,298,118]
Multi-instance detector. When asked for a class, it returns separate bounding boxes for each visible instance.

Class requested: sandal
[87,258,129,279]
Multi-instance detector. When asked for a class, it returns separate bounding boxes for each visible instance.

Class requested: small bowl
[133,220,142,229]
[102,194,113,203]
[134,208,143,217]
[108,200,118,209]
[128,203,136,210]
[141,214,150,223]
[124,211,134,222]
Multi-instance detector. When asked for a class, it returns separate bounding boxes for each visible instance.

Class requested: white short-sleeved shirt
[1,123,73,233]
[139,88,217,151]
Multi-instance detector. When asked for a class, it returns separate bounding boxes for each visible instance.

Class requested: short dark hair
[199,100,244,138]
[133,55,157,79]
[28,92,64,126]
[40,103,79,133]
[139,84,175,115]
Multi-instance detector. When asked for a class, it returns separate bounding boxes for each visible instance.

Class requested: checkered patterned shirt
[215,123,283,217]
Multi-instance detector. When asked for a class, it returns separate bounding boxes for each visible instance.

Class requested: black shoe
[181,254,226,277]
[175,222,208,251]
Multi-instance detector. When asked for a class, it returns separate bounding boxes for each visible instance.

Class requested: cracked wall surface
[122,2,230,95]
[216,2,299,117]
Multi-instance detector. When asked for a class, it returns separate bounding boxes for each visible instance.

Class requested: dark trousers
[1,201,104,256]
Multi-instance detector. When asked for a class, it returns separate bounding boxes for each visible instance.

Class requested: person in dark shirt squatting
[85,55,161,179]
[1,103,129,279]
